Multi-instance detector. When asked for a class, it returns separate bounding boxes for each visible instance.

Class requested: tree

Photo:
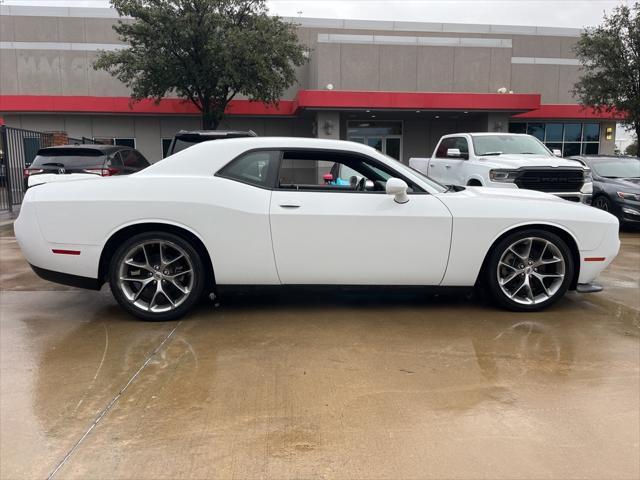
[625,140,638,156]
[94,0,307,129]
[573,2,640,144]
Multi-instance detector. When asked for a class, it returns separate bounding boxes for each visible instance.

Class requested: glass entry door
[347,121,403,161]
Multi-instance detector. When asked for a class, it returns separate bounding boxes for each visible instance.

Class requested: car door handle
[279,204,301,209]
[445,165,451,169]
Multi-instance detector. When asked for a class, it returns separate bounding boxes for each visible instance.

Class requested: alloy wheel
[496,237,566,306]
[117,240,195,313]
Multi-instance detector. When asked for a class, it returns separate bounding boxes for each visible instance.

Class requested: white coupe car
[15,137,620,321]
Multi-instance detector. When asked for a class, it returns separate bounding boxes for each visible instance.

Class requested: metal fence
[0,126,96,212]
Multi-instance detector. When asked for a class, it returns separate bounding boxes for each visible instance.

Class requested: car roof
[37,144,130,154]
[442,132,528,137]
[175,130,257,139]
[142,137,393,177]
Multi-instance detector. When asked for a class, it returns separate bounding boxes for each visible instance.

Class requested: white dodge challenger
[15,137,620,321]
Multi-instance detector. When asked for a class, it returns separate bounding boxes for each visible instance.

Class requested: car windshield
[472,135,551,156]
[590,158,640,178]
[30,149,106,168]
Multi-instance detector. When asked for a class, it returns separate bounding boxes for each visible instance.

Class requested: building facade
[0,5,619,163]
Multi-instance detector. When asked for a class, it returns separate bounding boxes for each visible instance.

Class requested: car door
[269,149,452,285]
[429,137,468,185]
[447,136,471,186]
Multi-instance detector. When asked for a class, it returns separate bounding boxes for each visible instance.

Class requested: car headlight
[489,169,519,182]
[617,192,640,201]
[583,168,592,183]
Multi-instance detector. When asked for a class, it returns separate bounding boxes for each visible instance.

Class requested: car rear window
[31,148,106,168]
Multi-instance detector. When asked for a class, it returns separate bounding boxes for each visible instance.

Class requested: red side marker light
[584,257,606,262]
[52,249,81,255]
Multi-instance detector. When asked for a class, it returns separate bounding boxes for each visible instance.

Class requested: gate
[0,126,95,212]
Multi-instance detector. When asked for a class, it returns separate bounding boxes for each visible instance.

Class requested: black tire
[467,180,483,186]
[591,195,613,214]
[108,231,206,321]
[485,229,574,312]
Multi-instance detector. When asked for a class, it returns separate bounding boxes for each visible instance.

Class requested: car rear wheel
[108,232,205,321]
[486,229,574,311]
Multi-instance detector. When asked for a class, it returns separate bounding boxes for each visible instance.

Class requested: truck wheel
[486,229,574,311]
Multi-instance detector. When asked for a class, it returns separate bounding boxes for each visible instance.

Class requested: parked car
[166,130,257,156]
[409,133,593,203]
[23,144,150,189]
[570,155,640,226]
[15,137,619,321]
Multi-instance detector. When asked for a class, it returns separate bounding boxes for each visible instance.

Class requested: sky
[1,0,632,29]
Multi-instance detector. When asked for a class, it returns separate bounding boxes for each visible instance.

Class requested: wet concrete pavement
[1,222,639,479]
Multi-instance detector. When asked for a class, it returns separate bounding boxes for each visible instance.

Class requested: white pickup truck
[409,133,593,203]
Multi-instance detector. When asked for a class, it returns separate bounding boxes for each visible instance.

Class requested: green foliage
[625,140,638,156]
[94,0,308,128]
[573,3,640,142]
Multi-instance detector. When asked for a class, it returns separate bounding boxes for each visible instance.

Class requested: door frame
[346,120,404,162]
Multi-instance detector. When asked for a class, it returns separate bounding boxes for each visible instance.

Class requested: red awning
[0,91,621,119]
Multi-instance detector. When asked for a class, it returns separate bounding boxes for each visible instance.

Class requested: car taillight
[23,168,44,177]
[83,168,120,176]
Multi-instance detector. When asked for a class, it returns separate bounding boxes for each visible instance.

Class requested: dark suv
[24,144,150,188]
[166,130,257,156]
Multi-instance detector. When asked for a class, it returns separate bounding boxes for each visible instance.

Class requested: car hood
[446,186,569,203]
[477,154,586,169]
[599,177,640,192]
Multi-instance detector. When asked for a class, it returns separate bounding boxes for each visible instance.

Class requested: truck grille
[514,169,584,193]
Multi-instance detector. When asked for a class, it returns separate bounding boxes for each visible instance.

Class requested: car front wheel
[486,229,574,311]
[108,231,205,321]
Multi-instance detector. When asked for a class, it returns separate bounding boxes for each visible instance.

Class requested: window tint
[31,148,106,168]
[435,138,456,157]
[162,138,172,158]
[121,150,149,169]
[107,152,124,168]
[545,123,563,142]
[278,150,417,193]
[115,138,136,148]
[435,137,467,157]
[564,124,582,142]
[472,135,550,156]
[508,122,526,134]
[218,150,280,187]
[583,124,600,142]
[527,123,545,141]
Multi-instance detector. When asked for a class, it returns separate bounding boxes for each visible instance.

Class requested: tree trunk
[201,101,224,130]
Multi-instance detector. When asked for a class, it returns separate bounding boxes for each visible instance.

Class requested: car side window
[218,150,280,188]
[435,137,468,159]
[121,150,149,169]
[435,138,456,158]
[133,151,150,168]
[107,152,123,168]
[277,150,418,193]
[454,137,469,156]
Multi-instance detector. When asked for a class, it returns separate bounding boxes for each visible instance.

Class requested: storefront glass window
[509,121,602,157]
[526,123,545,141]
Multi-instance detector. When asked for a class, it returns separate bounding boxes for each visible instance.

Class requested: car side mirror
[386,178,409,204]
[447,148,461,158]
[552,149,562,157]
